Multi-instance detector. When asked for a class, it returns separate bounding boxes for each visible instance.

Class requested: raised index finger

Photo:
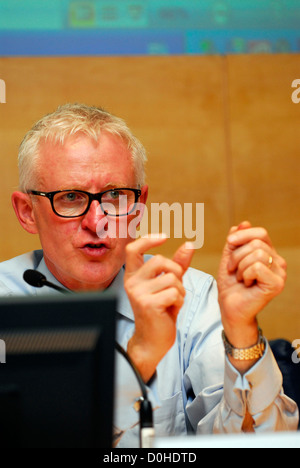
[125,234,168,274]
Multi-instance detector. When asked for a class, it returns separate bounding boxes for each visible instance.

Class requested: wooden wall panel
[226,54,300,341]
[226,54,300,246]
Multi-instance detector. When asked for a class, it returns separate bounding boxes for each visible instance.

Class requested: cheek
[110,228,132,255]
[34,210,79,248]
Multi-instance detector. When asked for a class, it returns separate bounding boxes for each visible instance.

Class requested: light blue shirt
[0,250,298,447]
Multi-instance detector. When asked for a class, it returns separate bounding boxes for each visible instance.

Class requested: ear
[139,184,148,206]
[11,191,39,234]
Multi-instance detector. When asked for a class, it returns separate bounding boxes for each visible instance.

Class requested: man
[0,103,298,447]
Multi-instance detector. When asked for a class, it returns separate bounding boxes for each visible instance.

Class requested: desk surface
[155,431,300,448]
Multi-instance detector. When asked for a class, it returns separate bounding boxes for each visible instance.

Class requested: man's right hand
[124,235,194,383]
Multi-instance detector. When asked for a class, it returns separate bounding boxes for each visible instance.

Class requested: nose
[81,200,106,232]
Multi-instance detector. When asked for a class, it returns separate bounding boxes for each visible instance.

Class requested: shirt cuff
[224,340,283,416]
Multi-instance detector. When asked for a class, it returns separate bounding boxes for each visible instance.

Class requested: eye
[57,191,86,203]
[65,192,77,201]
[64,192,81,202]
[108,190,120,200]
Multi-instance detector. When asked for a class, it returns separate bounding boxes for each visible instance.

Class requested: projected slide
[0,0,299,56]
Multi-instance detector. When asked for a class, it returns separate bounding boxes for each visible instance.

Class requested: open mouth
[86,243,105,249]
[81,243,109,256]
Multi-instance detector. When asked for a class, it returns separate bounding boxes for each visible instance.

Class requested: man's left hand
[217,221,287,372]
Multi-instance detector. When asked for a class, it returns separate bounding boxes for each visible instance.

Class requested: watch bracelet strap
[222,327,265,361]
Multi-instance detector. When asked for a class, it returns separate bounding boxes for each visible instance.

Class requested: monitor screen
[0,291,116,448]
[0,0,299,56]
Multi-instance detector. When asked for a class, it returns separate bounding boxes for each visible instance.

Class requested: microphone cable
[114,341,154,448]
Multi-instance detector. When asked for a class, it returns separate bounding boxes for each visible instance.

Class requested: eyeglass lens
[53,189,137,217]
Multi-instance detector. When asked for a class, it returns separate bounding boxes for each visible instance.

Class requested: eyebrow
[103,183,129,189]
[58,183,130,192]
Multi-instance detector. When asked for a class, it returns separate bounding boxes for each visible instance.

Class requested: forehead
[37,132,136,190]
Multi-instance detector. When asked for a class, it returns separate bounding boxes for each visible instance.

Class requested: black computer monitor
[0,291,116,448]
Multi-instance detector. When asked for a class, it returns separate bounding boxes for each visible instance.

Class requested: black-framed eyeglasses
[29,188,142,218]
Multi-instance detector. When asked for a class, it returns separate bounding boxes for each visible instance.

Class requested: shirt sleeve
[212,341,299,433]
[182,274,299,435]
[185,343,299,435]
[0,280,14,296]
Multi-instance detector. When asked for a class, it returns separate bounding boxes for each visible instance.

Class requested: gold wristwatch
[222,328,265,361]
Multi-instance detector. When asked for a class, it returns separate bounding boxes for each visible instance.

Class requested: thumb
[125,234,168,275]
[172,242,195,276]
[218,222,251,278]
[222,221,252,258]
[218,226,239,279]
[237,220,252,230]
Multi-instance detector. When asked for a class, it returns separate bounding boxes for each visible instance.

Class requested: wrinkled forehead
[36,132,137,190]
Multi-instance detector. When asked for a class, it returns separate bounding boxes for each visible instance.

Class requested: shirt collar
[110,266,135,322]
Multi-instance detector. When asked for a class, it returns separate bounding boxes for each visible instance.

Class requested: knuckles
[254,248,267,262]
[276,276,286,293]
[124,275,138,297]
[249,238,265,251]
[125,242,136,256]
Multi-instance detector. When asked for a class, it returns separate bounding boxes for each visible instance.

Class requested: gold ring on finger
[268,256,273,269]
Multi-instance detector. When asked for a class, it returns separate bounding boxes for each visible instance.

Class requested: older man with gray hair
[0,103,298,447]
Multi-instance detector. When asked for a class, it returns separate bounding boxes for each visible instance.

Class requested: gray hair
[18,103,147,192]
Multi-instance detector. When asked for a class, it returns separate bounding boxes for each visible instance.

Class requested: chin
[75,265,119,291]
